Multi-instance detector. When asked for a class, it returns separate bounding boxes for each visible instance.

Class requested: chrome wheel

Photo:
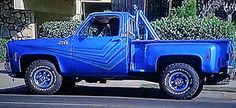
[33,68,54,89]
[168,72,189,92]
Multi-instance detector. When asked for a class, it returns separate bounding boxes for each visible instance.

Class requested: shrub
[39,20,81,38]
[0,38,9,63]
[150,0,236,40]
[151,16,236,40]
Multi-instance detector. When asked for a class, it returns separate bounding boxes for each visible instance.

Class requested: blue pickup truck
[5,9,235,99]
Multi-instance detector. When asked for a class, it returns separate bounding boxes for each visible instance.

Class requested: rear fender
[145,43,220,73]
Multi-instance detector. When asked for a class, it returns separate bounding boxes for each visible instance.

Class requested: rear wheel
[160,63,201,99]
[25,60,62,95]
[192,81,203,98]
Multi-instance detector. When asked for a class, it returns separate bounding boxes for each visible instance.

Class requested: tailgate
[214,40,234,67]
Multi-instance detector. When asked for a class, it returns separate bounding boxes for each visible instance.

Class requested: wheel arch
[156,55,202,74]
[20,54,61,76]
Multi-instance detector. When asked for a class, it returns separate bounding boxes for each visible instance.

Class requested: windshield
[78,16,120,37]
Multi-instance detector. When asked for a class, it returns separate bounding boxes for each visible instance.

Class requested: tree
[199,0,236,22]
[223,0,236,21]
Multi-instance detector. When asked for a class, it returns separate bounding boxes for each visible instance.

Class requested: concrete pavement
[0,72,236,100]
[0,63,5,73]
[1,62,236,88]
[0,73,24,89]
[0,93,235,108]
[1,62,236,101]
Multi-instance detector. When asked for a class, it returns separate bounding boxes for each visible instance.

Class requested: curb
[201,91,236,100]
[0,71,7,74]
[0,69,7,74]
[0,63,5,73]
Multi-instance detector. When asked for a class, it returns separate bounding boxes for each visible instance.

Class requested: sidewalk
[205,80,236,88]
[0,72,236,100]
[1,62,236,87]
[0,62,235,90]
[0,63,5,73]
[77,79,236,89]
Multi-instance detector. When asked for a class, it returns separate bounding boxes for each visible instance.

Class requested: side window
[137,21,155,40]
[138,22,145,40]
[79,16,120,37]
[128,18,135,39]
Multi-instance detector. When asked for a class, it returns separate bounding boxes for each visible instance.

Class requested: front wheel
[160,63,201,99]
[25,60,62,95]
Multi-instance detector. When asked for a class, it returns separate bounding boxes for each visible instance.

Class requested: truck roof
[89,11,133,17]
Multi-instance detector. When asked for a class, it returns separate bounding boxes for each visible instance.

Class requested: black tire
[192,81,203,98]
[159,63,201,99]
[25,60,62,95]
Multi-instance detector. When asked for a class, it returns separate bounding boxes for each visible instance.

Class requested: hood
[6,38,73,59]
[7,38,69,48]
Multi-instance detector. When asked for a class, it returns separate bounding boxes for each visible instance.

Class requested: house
[112,0,236,22]
[0,0,111,39]
[1,0,235,40]
[112,0,186,20]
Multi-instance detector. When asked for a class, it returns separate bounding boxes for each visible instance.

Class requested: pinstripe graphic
[74,37,127,70]
[18,37,127,70]
[74,40,118,57]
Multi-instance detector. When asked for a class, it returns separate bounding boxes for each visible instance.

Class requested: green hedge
[38,17,236,40]
[151,16,236,40]
[0,39,9,63]
[39,20,81,38]
[155,0,236,40]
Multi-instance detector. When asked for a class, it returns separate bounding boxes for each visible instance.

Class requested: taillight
[206,50,211,61]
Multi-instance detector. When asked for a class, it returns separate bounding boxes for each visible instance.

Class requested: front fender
[8,42,73,76]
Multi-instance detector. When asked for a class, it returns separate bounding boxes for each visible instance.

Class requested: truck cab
[5,9,235,100]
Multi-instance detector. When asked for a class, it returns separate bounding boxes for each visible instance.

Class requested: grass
[203,87,236,93]
[140,84,159,89]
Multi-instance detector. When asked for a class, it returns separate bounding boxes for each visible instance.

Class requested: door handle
[111,38,122,42]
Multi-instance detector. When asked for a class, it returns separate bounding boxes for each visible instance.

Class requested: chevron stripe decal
[18,36,128,71]
[73,36,127,70]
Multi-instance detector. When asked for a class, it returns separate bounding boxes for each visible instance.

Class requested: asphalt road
[0,73,236,108]
[0,84,235,108]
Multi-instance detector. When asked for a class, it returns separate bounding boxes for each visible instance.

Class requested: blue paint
[169,72,189,92]
[5,10,234,80]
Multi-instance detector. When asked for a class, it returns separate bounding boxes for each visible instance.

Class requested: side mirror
[79,34,88,38]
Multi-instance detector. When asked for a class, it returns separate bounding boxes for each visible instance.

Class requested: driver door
[73,15,128,76]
